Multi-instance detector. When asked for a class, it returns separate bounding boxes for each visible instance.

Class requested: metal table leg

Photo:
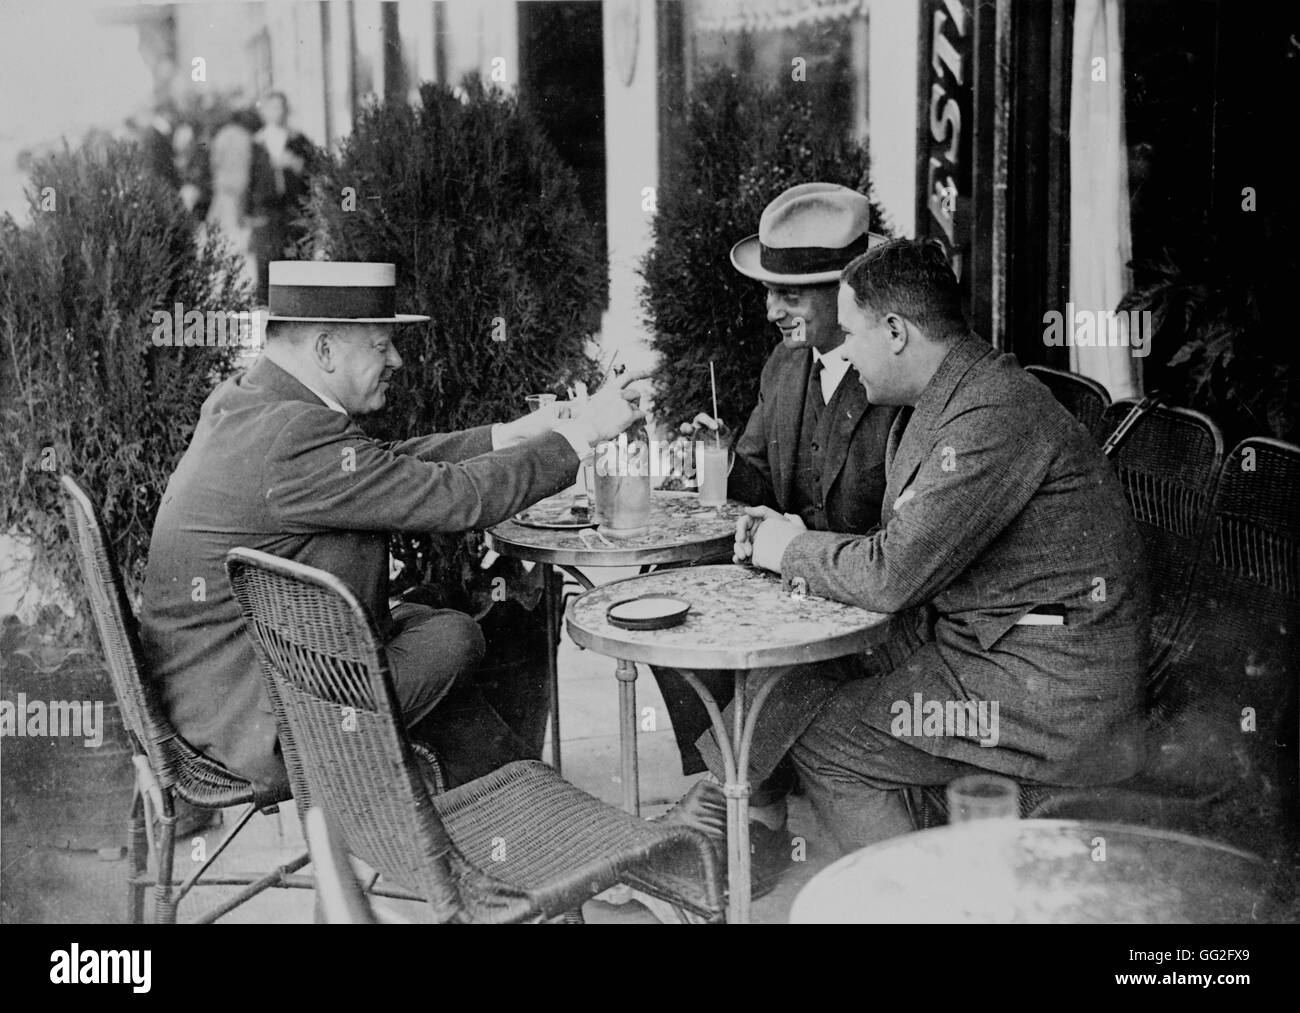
[676,667,790,924]
[615,659,640,816]
[546,564,595,774]
[542,563,562,772]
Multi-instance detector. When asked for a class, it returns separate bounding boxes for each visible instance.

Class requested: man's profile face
[837,283,900,405]
[764,283,841,353]
[327,324,402,415]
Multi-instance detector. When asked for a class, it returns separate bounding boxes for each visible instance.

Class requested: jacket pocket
[969,605,1038,651]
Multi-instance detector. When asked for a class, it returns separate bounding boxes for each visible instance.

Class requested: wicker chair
[1025,364,1112,440]
[911,402,1226,830]
[304,808,378,924]
[1098,400,1225,681]
[1126,437,1299,859]
[225,546,725,923]
[59,476,308,924]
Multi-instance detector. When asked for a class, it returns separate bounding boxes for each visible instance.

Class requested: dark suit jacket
[780,336,1149,785]
[729,344,899,534]
[141,357,579,795]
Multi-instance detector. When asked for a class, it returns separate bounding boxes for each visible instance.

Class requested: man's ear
[312,329,336,372]
[885,313,909,354]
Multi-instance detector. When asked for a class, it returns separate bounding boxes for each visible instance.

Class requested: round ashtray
[605,595,691,631]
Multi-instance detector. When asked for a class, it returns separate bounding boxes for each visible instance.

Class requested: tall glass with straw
[696,361,732,507]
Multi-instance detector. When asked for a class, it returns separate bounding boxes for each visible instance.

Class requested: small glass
[696,423,733,508]
[525,393,556,414]
[945,774,1020,822]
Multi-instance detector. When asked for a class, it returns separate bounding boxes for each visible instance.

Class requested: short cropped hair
[841,238,968,342]
[264,319,311,342]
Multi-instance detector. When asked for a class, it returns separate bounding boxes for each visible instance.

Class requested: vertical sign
[916,0,974,283]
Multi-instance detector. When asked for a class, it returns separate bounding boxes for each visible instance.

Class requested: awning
[692,0,869,34]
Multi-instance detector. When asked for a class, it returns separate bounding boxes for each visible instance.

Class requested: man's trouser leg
[789,675,997,857]
[385,602,533,788]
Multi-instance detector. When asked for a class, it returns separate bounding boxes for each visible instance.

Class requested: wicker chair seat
[429,760,722,922]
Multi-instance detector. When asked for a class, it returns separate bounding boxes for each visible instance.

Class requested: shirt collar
[299,379,349,416]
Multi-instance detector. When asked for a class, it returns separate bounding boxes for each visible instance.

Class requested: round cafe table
[566,563,895,925]
[486,490,742,774]
[789,819,1277,923]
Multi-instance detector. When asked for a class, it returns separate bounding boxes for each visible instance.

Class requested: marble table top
[487,490,742,567]
[789,819,1277,924]
[565,563,893,670]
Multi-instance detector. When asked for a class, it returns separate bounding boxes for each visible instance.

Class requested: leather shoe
[656,780,792,898]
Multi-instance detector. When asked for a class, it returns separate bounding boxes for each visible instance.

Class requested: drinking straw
[709,360,721,448]
[600,349,622,385]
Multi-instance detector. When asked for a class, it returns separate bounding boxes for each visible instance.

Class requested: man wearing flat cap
[142,261,645,796]
[652,184,902,887]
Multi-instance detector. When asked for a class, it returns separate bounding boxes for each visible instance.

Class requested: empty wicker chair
[1098,400,1225,681]
[59,476,307,923]
[225,546,725,923]
[1025,364,1112,440]
[1132,437,1299,859]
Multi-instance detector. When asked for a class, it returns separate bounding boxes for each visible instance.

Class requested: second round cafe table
[566,564,895,924]
[788,819,1279,923]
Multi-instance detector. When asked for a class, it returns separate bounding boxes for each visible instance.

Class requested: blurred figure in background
[201,109,261,292]
[252,91,315,302]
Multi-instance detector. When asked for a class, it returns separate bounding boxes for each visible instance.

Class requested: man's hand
[734,505,806,572]
[574,367,651,445]
[492,370,649,454]
[680,412,724,435]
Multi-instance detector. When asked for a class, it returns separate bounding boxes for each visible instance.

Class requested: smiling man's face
[764,283,842,352]
[327,324,403,414]
[837,282,903,405]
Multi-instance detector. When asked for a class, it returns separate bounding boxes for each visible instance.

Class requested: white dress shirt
[812,345,852,405]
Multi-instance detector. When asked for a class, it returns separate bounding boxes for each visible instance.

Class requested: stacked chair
[59,476,308,923]
[1051,436,1299,863]
[1025,364,1112,440]
[225,546,725,923]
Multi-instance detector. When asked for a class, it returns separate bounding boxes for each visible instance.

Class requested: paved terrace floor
[1,566,840,925]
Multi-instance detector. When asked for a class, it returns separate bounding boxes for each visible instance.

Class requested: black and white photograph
[0,0,1295,960]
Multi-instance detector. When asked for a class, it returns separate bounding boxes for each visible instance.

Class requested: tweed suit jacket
[780,335,1149,784]
[729,343,900,535]
[141,357,580,795]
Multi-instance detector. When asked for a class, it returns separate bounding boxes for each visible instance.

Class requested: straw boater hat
[265,261,430,323]
[730,182,888,286]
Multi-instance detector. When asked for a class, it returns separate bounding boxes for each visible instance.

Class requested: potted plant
[0,139,251,858]
[1118,239,1297,445]
[299,77,606,754]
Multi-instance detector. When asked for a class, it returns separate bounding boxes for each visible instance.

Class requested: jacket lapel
[771,350,813,509]
[883,336,993,521]
[819,370,870,498]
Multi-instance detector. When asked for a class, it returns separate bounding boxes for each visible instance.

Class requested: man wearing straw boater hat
[652,184,902,891]
[142,261,645,795]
